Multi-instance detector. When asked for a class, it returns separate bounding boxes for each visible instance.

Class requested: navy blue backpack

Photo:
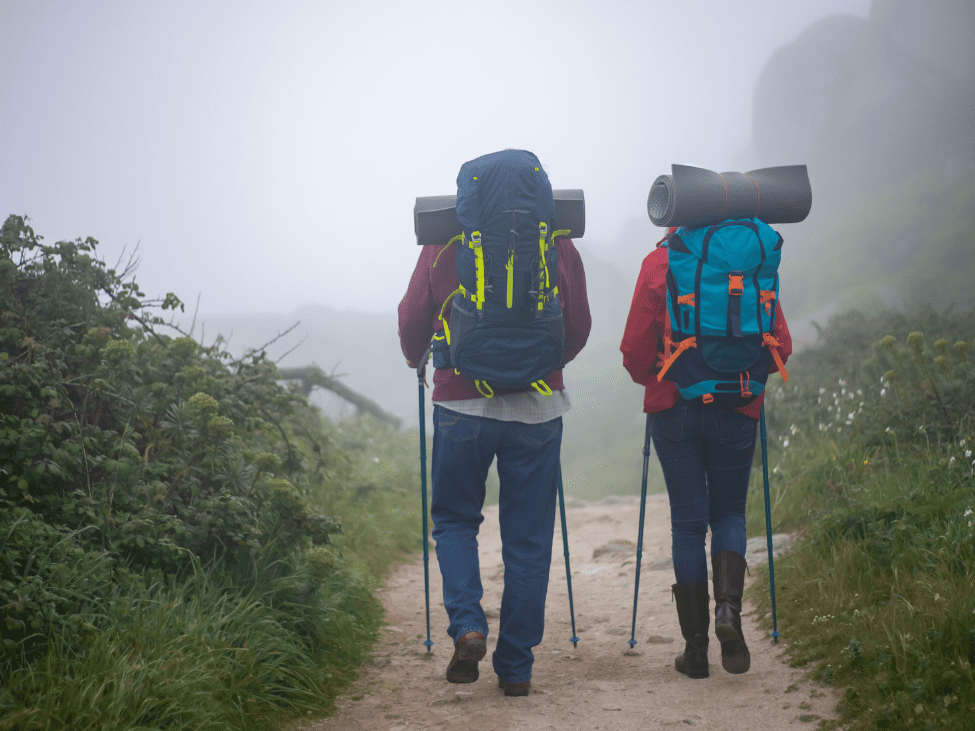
[657,218,789,405]
[432,150,566,397]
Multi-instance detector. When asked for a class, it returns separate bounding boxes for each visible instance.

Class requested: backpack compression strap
[456,231,486,310]
[536,222,551,311]
[536,227,568,309]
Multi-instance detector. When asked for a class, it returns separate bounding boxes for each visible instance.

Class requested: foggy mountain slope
[742,0,975,320]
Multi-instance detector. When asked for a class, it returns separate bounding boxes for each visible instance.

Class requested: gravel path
[298,494,843,731]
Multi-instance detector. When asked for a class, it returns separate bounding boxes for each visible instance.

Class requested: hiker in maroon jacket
[398,224,591,696]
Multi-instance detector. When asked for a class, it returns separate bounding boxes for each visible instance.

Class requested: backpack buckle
[728,272,744,296]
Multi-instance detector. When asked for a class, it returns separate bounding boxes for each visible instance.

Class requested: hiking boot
[498,678,531,697]
[672,581,710,679]
[712,550,751,674]
[445,631,486,683]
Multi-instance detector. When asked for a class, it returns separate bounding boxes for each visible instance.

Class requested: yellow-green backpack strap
[433,234,463,269]
[438,287,462,343]
[537,222,550,310]
[469,230,485,310]
[530,380,553,396]
[475,380,494,398]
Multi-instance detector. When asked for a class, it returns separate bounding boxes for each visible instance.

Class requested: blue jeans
[431,405,562,684]
[649,399,757,585]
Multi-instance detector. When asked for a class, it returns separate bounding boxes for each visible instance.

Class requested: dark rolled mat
[647,164,812,229]
[414,189,585,246]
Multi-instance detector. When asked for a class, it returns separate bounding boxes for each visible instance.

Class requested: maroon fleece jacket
[398,237,592,402]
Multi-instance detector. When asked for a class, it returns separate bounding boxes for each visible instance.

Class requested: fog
[2,0,874,317]
[4,1,973,497]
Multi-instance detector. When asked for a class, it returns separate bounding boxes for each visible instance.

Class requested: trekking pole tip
[770,630,780,643]
[571,636,579,647]
[424,639,434,652]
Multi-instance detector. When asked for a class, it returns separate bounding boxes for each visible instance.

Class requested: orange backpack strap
[763,333,789,382]
[657,336,696,382]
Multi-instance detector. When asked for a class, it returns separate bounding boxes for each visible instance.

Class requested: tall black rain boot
[712,550,751,674]
[672,581,710,679]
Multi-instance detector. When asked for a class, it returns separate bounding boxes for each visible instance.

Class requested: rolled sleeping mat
[414,189,585,246]
[647,164,812,229]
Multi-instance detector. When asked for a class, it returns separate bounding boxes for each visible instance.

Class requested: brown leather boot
[672,582,710,679]
[712,550,751,674]
[445,631,487,683]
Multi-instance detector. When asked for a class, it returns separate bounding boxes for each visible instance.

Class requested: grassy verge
[743,307,975,730]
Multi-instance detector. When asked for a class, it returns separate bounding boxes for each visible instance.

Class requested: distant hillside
[186,239,664,500]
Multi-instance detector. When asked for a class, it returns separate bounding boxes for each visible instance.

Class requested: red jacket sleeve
[397,245,440,369]
[620,247,666,387]
[556,237,592,365]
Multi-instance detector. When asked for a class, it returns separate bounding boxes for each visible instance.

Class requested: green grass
[1,554,383,731]
[743,307,975,730]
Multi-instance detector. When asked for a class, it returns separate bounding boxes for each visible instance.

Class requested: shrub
[1,215,400,728]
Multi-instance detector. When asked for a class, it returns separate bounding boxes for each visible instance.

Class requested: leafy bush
[1,215,424,728]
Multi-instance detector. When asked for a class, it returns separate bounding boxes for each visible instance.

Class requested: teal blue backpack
[657,218,789,405]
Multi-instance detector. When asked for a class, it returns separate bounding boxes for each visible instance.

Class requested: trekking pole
[556,464,580,648]
[416,348,434,653]
[760,404,780,643]
[628,413,652,650]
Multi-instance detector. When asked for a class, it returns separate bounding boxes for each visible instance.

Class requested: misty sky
[1,0,871,317]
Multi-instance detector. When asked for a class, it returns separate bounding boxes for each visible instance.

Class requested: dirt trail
[299,494,843,731]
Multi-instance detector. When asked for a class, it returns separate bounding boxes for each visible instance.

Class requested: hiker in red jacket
[620,230,792,679]
[399,221,591,696]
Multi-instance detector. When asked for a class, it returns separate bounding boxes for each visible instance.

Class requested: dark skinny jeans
[650,398,757,585]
